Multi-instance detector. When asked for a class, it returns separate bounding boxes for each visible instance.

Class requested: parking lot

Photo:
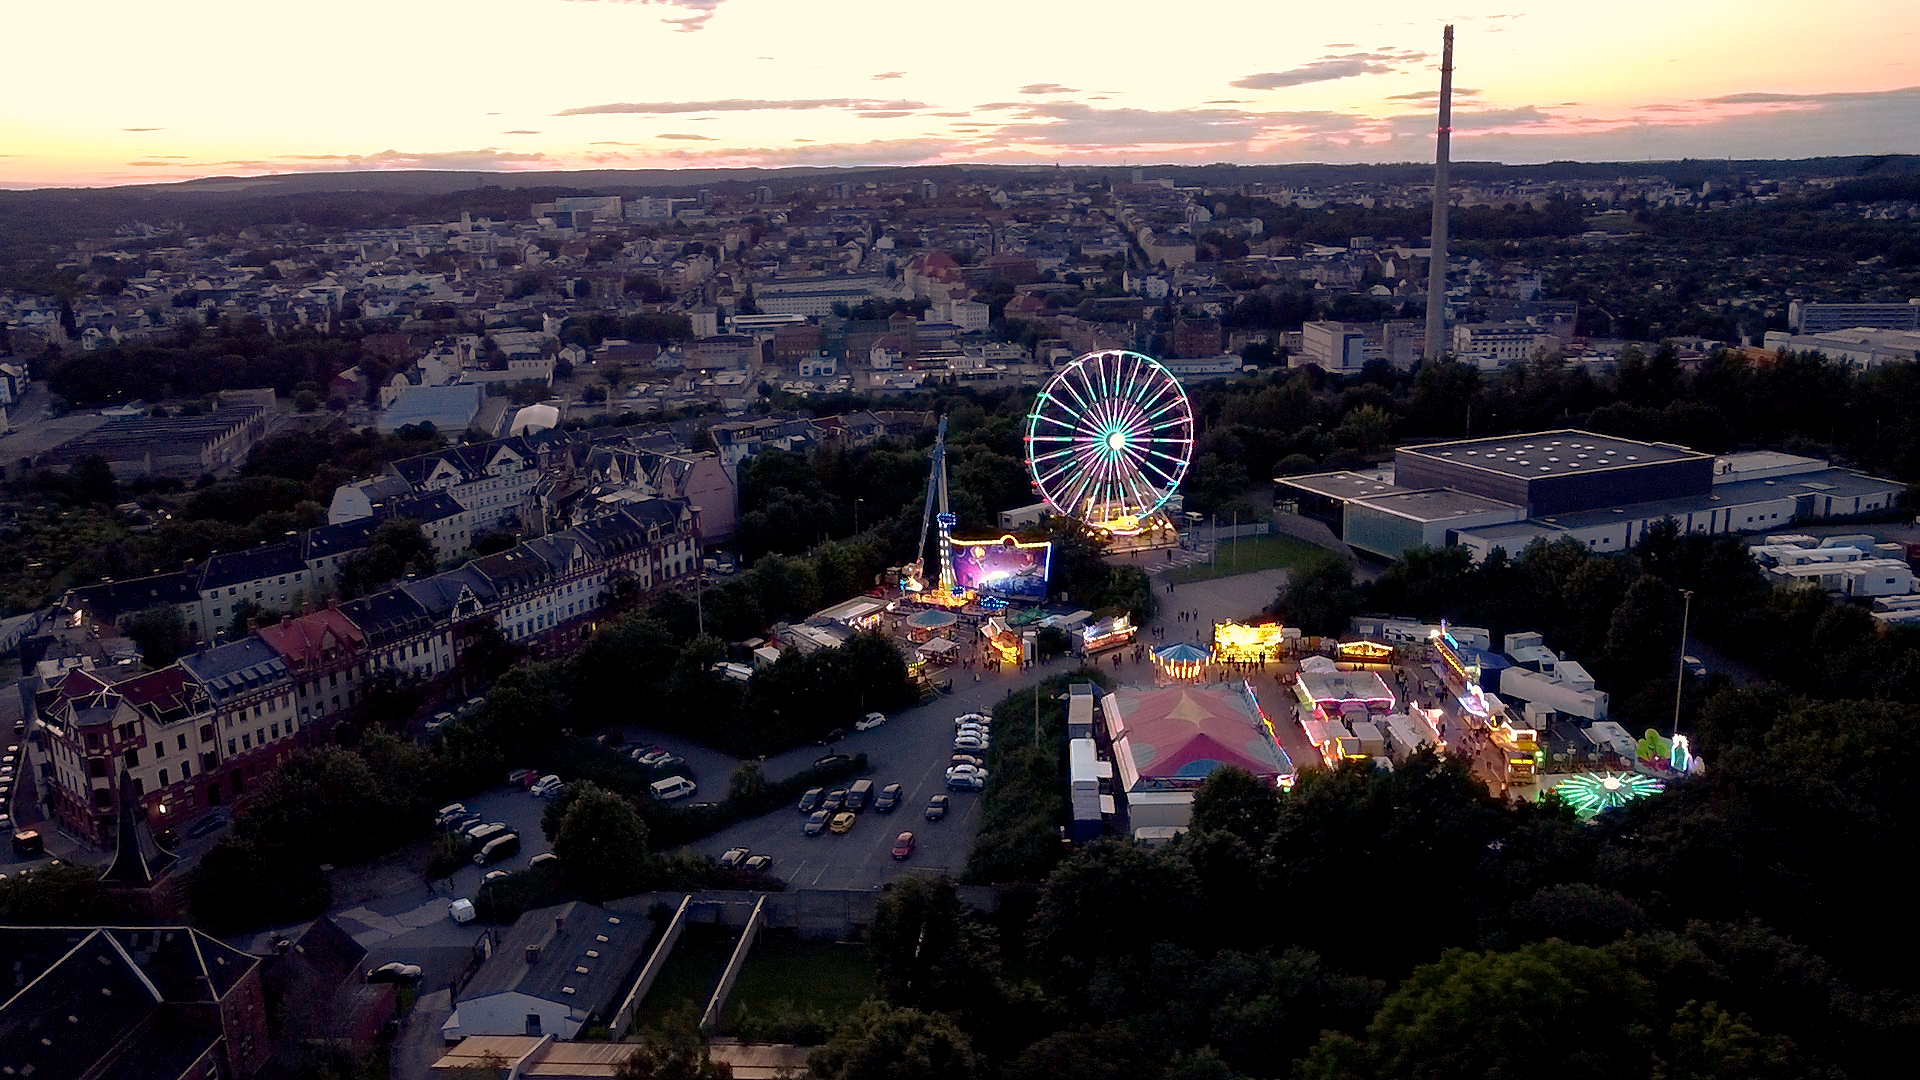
[680,667,1051,889]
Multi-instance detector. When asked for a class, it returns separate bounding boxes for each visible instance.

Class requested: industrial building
[1277,430,1903,562]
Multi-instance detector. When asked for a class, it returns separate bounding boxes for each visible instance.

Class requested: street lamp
[855,497,864,534]
[1672,588,1693,739]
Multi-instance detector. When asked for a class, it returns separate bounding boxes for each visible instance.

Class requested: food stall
[1077,615,1135,655]
[1213,621,1293,663]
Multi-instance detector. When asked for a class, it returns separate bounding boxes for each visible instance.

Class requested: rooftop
[1277,469,1410,501]
[1352,487,1525,523]
[1398,429,1709,481]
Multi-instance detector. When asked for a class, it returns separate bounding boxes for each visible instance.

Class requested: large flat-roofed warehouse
[1278,430,1903,561]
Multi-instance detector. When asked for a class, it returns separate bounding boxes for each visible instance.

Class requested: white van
[650,776,696,801]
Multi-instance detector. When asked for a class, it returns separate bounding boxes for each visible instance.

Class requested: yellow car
[829,811,856,835]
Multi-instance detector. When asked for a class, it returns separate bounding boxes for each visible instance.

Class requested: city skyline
[3,0,1917,188]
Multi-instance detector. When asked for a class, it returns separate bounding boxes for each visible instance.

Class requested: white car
[530,775,564,798]
[855,712,888,732]
[946,764,989,783]
[954,713,990,727]
[954,737,987,752]
[483,869,511,883]
[448,898,477,923]
[719,846,750,868]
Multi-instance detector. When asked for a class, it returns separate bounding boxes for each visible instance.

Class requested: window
[241,733,251,750]
[228,739,237,755]
[124,748,139,768]
[525,1015,542,1037]
[156,740,166,758]
[89,758,110,778]
[178,734,188,751]
[160,768,170,787]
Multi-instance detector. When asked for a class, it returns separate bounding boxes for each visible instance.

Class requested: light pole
[855,497,864,534]
[1672,588,1693,739]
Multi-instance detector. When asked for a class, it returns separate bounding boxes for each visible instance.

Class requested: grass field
[1165,532,1329,584]
[723,931,877,1024]
[630,925,738,1032]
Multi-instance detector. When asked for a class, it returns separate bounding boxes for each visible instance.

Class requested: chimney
[555,915,566,935]
[525,944,541,964]
[1425,23,1455,364]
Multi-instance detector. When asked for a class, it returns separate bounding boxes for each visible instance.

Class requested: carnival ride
[1553,771,1666,818]
[900,416,962,602]
[1025,349,1195,540]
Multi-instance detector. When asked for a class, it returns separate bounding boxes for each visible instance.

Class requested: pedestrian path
[1142,545,1213,576]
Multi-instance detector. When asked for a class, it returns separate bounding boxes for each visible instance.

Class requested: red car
[891,831,915,860]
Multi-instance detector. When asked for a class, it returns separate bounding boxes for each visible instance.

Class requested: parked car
[846,779,874,811]
[856,711,888,732]
[821,728,849,745]
[830,811,857,835]
[719,846,750,868]
[527,852,558,868]
[891,832,915,860]
[814,754,852,769]
[634,747,671,767]
[434,803,467,827]
[530,774,564,798]
[744,854,773,873]
[798,787,825,812]
[425,712,456,732]
[448,898,477,923]
[649,776,696,801]
[507,769,537,787]
[185,811,232,840]
[874,783,902,813]
[655,755,686,770]
[483,869,511,884]
[954,712,989,727]
[926,795,950,821]
[366,962,423,984]
[946,775,985,792]
[823,789,847,812]
[804,810,831,836]
[954,737,987,752]
[946,765,988,782]
[473,833,521,866]
[950,754,984,769]
[1683,655,1707,678]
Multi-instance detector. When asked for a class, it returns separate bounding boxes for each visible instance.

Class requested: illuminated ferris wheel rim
[1024,349,1194,532]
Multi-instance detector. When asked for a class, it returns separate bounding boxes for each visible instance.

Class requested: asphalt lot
[682,663,1081,889]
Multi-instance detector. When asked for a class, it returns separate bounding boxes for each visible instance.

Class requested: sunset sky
[4,0,1916,189]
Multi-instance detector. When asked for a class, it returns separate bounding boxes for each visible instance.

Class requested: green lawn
[630,925,738,1032]
[1164,532,1328,584]
[723,931,877,1024]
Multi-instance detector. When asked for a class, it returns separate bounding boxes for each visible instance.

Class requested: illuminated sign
[1337,640,1394,662]
[951,535,1053,600]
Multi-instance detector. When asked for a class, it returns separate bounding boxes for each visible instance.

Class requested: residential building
[256,607,369,724]
[1298,321,1368,371]
[0,925,270,1079]
[1789,298,1920,334]
[196,542,311,639]
[1452,321,1556,366]
[334,436,540,533]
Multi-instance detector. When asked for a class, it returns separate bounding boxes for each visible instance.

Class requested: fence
[699,895,767,1032]
[610,894,690,1037]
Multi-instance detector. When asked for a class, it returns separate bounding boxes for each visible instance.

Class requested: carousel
[1152,641,1213,682]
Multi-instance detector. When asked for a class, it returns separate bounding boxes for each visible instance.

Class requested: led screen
[952,535,1052,600]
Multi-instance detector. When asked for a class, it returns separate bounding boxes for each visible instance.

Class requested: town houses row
[35,491,700,844]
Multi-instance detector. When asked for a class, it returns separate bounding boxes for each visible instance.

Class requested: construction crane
[903,416,957,596]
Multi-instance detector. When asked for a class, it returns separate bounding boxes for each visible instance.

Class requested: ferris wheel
[1025,349,1194,536]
